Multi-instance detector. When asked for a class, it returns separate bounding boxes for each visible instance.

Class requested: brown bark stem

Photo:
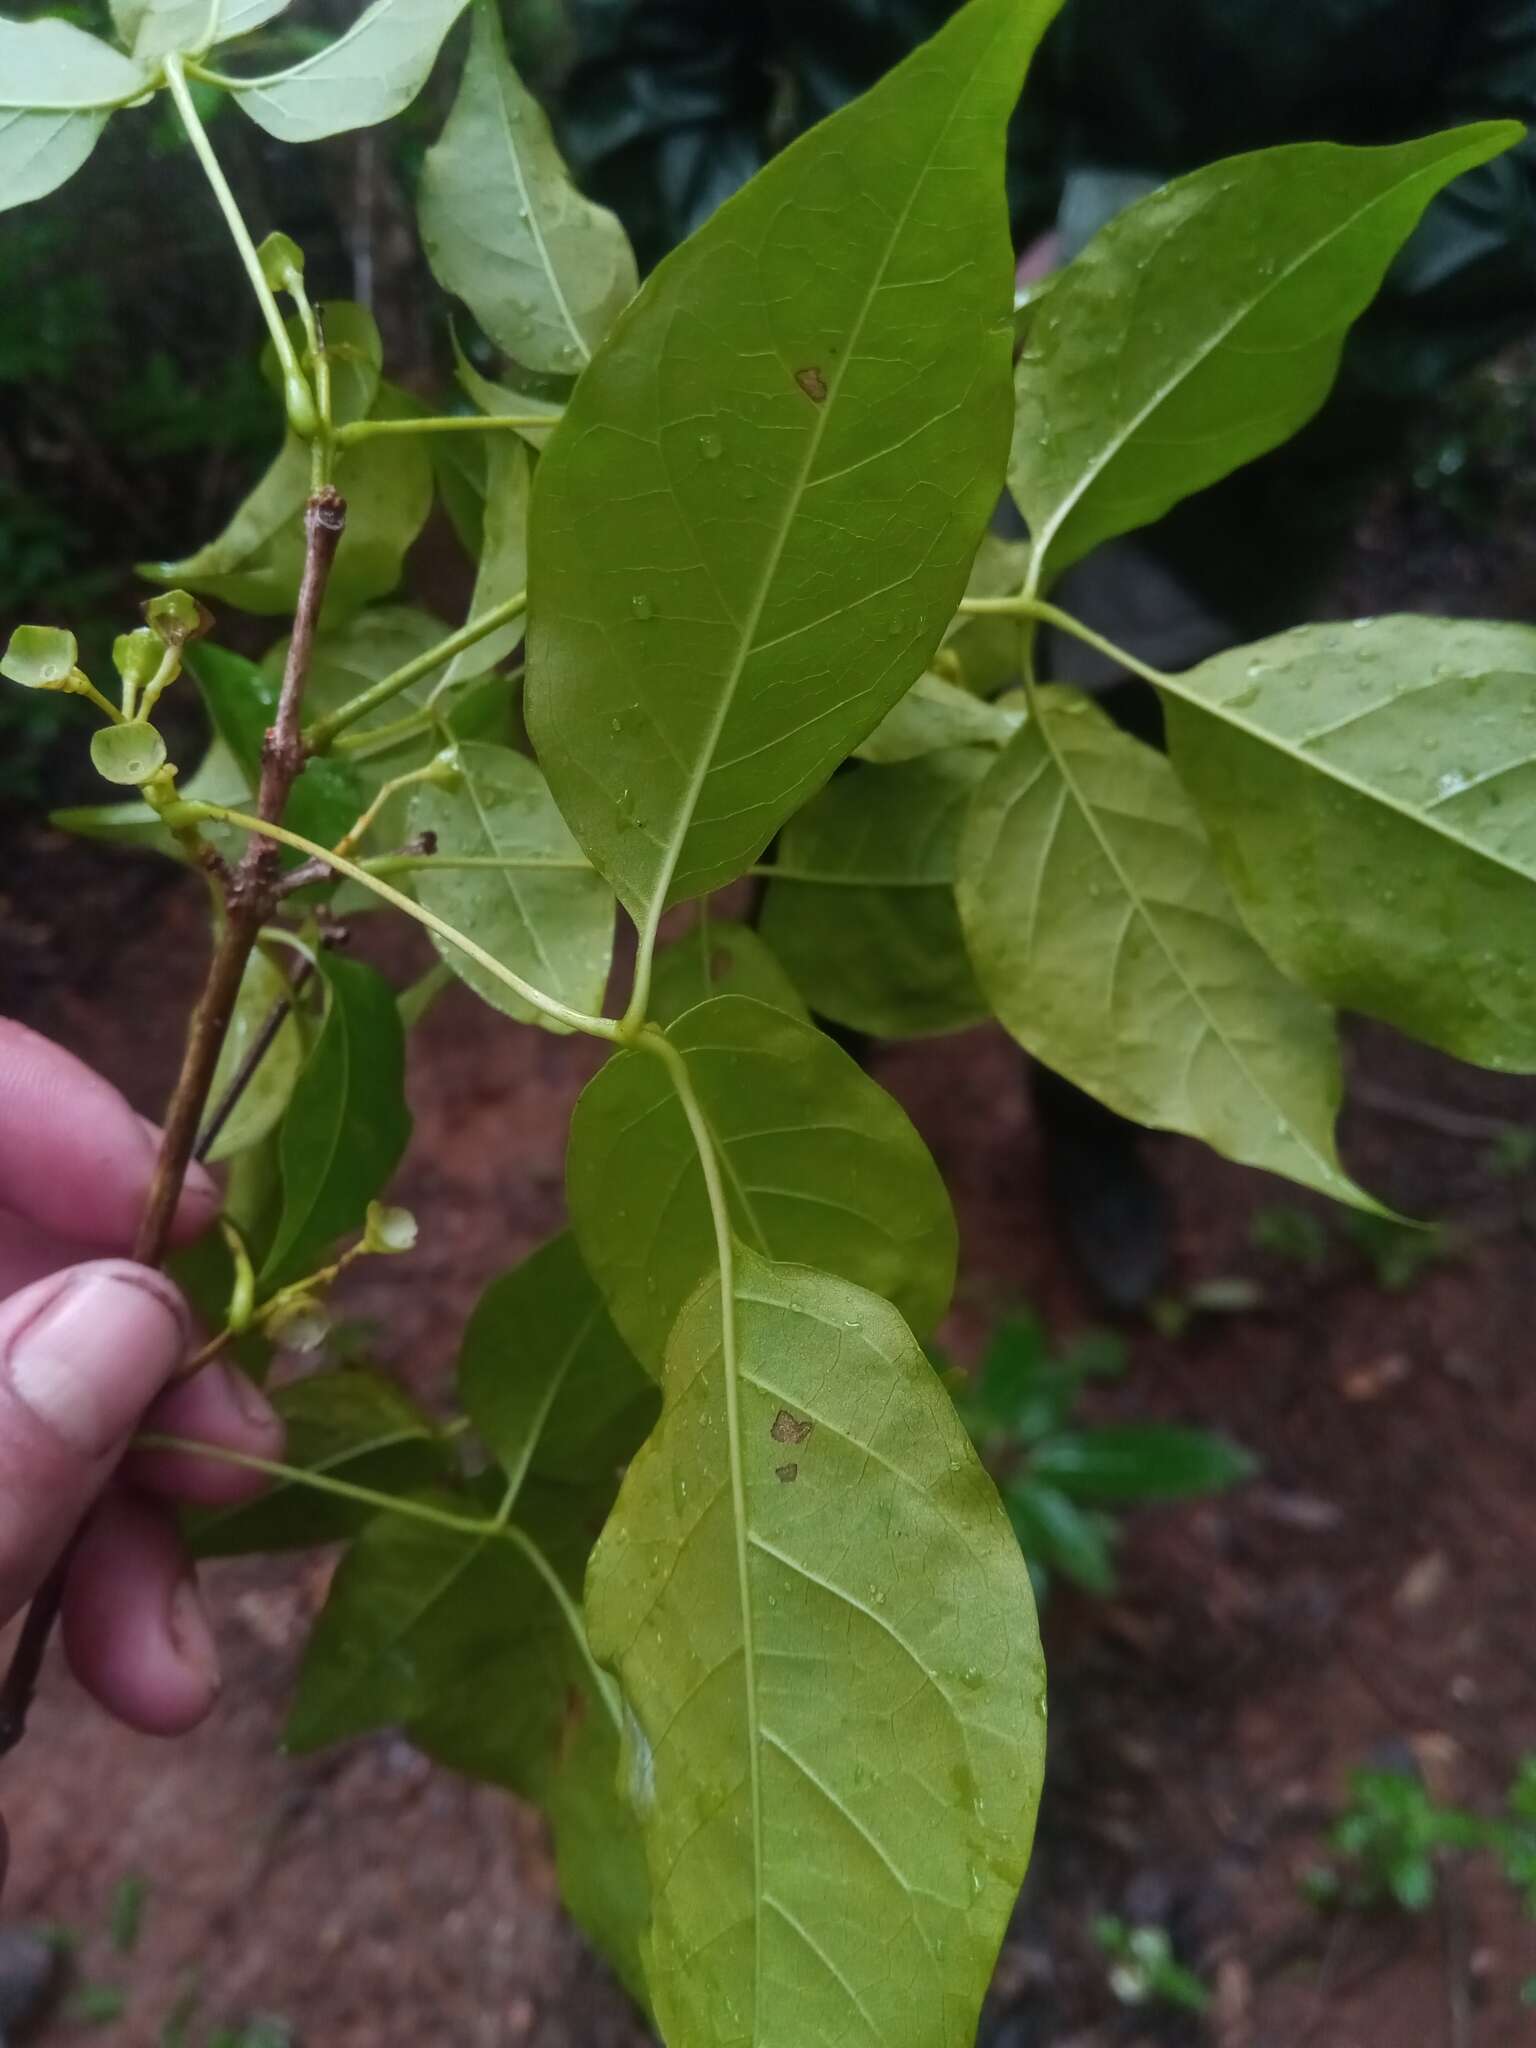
[195,956,316,1165]
[0,488,346,1823]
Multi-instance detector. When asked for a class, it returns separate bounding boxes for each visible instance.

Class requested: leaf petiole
[959,593,1173,692]
[175,801,622,1042]
[163,55,313,426]
[304,591,528,749]
[332,415,557,449]
[133,1431,621,1729]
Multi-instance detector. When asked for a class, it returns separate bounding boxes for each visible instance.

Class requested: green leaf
[408,741,615,1031]
[112,0,287,60]
[190,1370,445,1555]
[428,421,487,558]
[1010,126,1520,580]
[203,944,306,1164]
[90,720,166,785]
[1032,1426,1256,1503]
[1005,1481,1116,1595]
[289,1248,656,1997]
[419,0,636,377]
[649,919,809,1030]
[190,643,364,849]
[526,0,1060,932]
[227,0,470,142]
[288,1496,650,2000]
[958,688,1378,1207]
[567,993,957,1370]
[457,1230,658,1498]
[586,1246,1046,2048]
[279,603,455,746]
[761,749,991,1038]
[1161,617,1536,1071]
[261,951,411,1288]
[451,333,565,453]
[0,20,147,213]
[856,672,1025,767]
[144,384,432,619]
[437,436,528,690]
[213,0,293,39]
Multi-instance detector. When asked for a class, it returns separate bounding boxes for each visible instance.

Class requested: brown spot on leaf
[794,366,828,403]
[771,1409,812,1445]
[775,1462,799,1484]
[708,946,734,983]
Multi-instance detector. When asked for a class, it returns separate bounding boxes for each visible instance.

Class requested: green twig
[305,592,528,750]
[133,1433,620,1728]
[178,802,622,1042]
[959,594,1173,691]
[333,415,555,448]
[163,55,310,412]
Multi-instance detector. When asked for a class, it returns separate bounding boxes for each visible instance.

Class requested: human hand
[0,1019,283,1735]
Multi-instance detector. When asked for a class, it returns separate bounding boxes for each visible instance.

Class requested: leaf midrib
[640,44,993,931]
[267,982,350,1279]
[1034,140,1492,565]
[461,758,562,991]
[1162,658,1536,890]
[483,6,590,368]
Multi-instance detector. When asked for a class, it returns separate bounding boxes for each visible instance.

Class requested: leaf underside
[586,1248,1047,2048]
[526,0,1064,925]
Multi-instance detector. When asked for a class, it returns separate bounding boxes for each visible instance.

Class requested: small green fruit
[363,1202,418,1255]
[113,628,162,690]
[264,1295,330,1353]
[2,624,78,689]
[142,589,210,648]
[91,721,168,786]
[257,230,305,293]
[283,372,319,439]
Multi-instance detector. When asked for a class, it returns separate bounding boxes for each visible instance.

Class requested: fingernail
[5,1266,187,1457]
[168,1576,221,1700]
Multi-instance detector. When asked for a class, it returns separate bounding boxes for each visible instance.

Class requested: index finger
[0,1020,219,1251]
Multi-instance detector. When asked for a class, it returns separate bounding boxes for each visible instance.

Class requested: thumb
[0,1261,188,1620]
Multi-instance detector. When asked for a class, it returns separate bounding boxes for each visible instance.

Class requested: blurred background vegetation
[0,0,576,803]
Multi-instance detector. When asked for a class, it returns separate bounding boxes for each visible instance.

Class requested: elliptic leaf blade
[586,1249,1047,2048]
[1011,126,1521,579]
[261,951,412,1287]
[203,943,307,1164]
[419,0,637,376]
[762,748,991,1037]
[1162,616,1536,1070]
[649,920,809,1030]
[0,16,144,217]
[0,109,112,212]
[457,1231,657,1493]
[526,0,1062,926]
[957,687,1378,1206]
[567,994,957,1369]
[228,0,471,142]
[409,741,615,1031]
[437,435,529,689]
